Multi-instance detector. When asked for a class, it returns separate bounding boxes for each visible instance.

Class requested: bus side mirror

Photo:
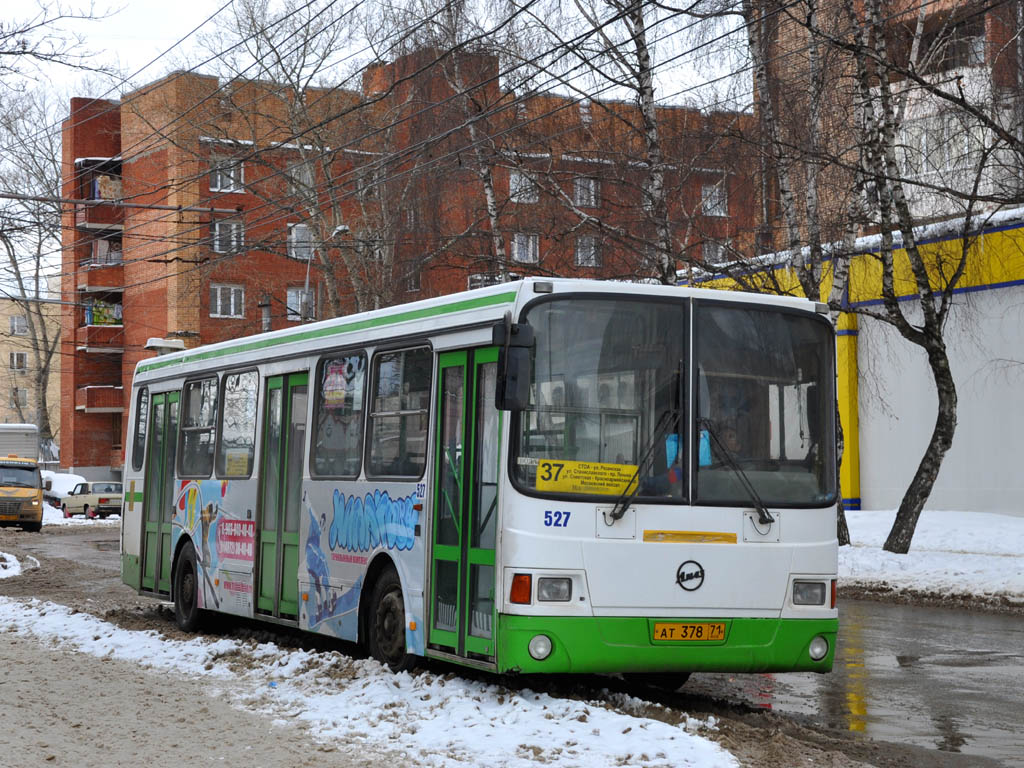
[493,315,534,411]
[45,479,52,491]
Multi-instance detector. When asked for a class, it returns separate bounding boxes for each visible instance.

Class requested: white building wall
[857,283,1024,515]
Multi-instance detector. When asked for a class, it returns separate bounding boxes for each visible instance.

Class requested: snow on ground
[0,597,733,768]
[41,503,119,527]
[841,509,1024,600]
[2,508,1022,765]
[0,551,22,579]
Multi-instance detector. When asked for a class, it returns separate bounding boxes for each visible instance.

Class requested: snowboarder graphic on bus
[306,499,332,624]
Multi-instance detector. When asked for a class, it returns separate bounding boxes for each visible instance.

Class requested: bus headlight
[528,634,553,660]
[793,581,826,606]
[808,635,829,661]
[537,577,572,602]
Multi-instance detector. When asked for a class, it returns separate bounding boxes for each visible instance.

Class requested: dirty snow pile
[0,597,734,768]
[840,509,1024,600]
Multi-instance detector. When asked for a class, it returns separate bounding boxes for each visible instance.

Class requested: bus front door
[141,391,178,594]
[430,347,501,661]
[257,373,308,620]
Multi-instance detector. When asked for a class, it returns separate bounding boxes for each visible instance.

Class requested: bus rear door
[141,391,178,594]
[429,347,501,662]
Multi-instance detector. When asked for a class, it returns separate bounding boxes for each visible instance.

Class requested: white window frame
[702,239,731,266]
[287,161,314,197]
[9,387,27,408]
[405,263,421,292]
[511,232,539,264]
[573,177,599,208]
[9,315,28,336]
[210,159,244,192]
[9,352,27,372]
[288,222,313,260]
[211,220,244,253]
[575,235,600,267]
[509,171,539,204]
[210,284,245,319]
[701,183,728,217]
[287,286,315,321]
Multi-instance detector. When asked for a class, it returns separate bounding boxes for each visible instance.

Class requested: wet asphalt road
[688,599,1024,766]
[15,524,1024,766]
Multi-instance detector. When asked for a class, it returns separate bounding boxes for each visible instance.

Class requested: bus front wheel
[174,541,203,632]
[368,568,415,672]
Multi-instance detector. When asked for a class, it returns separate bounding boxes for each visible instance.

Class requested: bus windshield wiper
[700,418,775,525]
[605,408,678,524]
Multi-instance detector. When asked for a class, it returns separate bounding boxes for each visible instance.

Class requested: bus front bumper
[497,614,837,675]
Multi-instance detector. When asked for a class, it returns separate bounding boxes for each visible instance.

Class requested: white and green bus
[121,278,838,679]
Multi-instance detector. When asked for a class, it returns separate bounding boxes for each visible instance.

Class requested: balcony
[75,385,125,413]
[76,324,124,353]
[75,200,124,231]
[78,263,124,292]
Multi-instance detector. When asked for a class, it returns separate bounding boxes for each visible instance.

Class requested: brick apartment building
[60,48,764,477]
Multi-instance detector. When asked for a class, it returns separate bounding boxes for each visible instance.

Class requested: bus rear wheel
[368,568,415,672]
[174,541,203,632]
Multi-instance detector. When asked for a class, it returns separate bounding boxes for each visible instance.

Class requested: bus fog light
[537,577,572,602]
[809,635,829,661]
[793,581,826,606]
[528,634,553,660]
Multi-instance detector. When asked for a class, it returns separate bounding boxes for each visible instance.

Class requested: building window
[701,183,728,217]
[287,286,315,321]
[9,352,27,372]
[9,388,27,408]
[405,263,421,292]
[511,232,539,264]
[209,159,244,192]
[356,168,380,199]
[210,284,244,318]
[575,235,600,267]
[287,161,314,197]
[288,222,312,260]
[9,316,27,336]
[574,177,599,208]
[579,99,592,126]
[509,171,539,203]
[702,239,731,265]
[211,220,244,253]
[899,112,984,178]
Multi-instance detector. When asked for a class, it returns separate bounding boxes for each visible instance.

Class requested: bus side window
[217,370,259,477]
[180,376,218,477]
[132,386,149,471]
[367,347,431,478]
[312,351,367,478]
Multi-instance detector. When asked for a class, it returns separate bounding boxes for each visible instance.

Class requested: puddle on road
[92,540,119,552]
[691,601,1024,766]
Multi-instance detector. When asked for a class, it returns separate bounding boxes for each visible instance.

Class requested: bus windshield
[694,303,836,507]
[512,297,686,501]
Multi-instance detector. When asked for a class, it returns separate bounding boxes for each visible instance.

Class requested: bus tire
[22,521,42,533]
[174,541,203,632]
[368,567,415,672]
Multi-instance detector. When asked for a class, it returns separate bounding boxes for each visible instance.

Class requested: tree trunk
[883,339,957,553]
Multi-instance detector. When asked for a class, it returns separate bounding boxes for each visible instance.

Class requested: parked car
[61,481,123,519]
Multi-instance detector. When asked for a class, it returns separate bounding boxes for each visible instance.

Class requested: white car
[61,481,123,519]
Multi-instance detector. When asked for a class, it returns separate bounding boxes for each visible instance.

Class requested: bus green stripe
[138,291,518,374]
[494,615,837,674]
